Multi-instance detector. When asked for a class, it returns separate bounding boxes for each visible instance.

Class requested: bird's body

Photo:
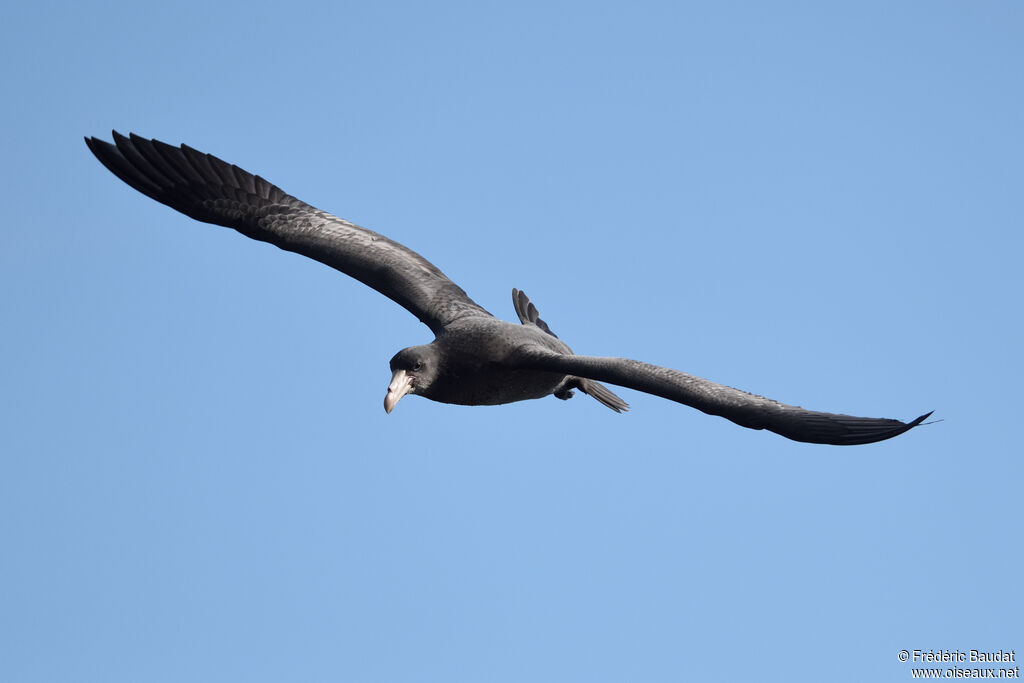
[86,132,931,445]
[413,317,569,406]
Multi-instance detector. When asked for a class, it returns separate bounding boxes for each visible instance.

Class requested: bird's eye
[414,360,422,371]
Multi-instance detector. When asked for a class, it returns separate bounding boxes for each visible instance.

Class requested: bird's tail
[579,379,630,413]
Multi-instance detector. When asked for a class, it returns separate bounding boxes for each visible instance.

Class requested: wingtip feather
[909,411,934,427]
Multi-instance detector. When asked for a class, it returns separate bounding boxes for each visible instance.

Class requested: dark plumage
[86,132,932,445]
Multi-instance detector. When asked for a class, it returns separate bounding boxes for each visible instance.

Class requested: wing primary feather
[85,137,163,200]
[511,288,558,338]
[179,144,223,185]
[151,139,204,186]
[112,132,175,192]
[130,135,189,186]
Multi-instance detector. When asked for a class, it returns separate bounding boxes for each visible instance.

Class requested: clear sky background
[2,2,1021,681]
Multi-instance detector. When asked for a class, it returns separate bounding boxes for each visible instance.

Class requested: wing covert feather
[85,132,490,333]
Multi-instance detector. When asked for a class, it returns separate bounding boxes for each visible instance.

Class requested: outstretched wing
[515,348,931,445]
[85,132,491,334]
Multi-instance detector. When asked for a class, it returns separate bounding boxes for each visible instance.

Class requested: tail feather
[579,379,630,413]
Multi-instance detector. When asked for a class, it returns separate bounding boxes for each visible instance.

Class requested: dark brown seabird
[85,132,932,445]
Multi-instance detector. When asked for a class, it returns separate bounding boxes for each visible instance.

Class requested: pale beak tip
[384,368,411,414]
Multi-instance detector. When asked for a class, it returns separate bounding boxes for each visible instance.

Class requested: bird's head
[384,345,440,414]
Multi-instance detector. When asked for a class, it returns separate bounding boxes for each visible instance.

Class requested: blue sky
[2,1,1021,681]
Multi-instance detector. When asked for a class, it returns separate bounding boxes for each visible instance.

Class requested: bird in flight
[85,132,931,445]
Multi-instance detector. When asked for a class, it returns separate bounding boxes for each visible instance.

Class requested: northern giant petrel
[85,132,931,445]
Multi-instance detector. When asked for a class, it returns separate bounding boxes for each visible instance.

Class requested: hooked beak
[384,368,414,414]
